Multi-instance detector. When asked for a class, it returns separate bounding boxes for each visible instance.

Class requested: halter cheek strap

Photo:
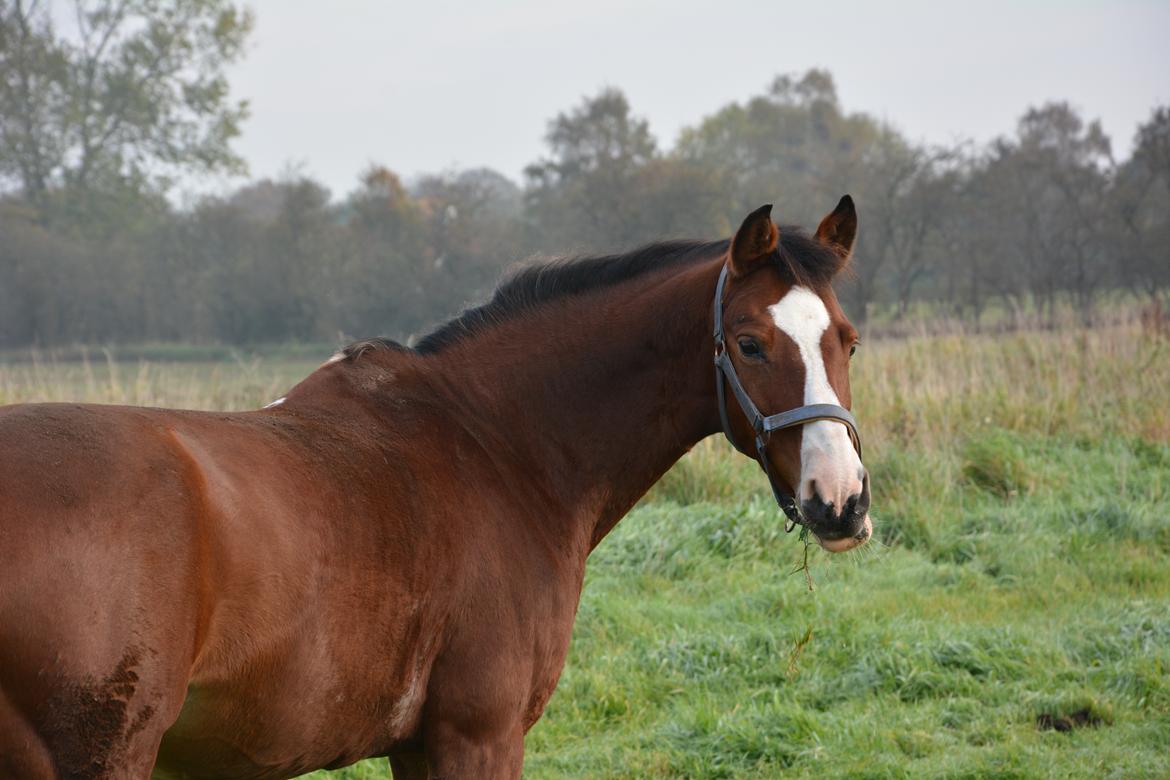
[712,265,862,531]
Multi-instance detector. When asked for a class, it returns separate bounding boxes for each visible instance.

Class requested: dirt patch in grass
[1036,708,1103,732]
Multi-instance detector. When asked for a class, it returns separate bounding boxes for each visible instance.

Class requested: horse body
[0,200,869,778]
[0,257,720,778]
[0,396,423,776]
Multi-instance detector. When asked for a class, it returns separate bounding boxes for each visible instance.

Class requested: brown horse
[0,198,870,779]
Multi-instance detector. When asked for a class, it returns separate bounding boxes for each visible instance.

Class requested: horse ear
[728,204,779,278]
[815,195,858,260]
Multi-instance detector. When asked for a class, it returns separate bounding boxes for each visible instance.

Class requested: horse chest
[157,602,436,775]
[157,668,422,778]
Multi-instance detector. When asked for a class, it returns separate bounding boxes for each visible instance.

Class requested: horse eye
[737,337,762,358]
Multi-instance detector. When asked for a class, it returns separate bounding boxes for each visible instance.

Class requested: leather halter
[712,264,863,531]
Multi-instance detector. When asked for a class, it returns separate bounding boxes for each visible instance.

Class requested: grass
[0,348,318,410]
[2,323,1167,778]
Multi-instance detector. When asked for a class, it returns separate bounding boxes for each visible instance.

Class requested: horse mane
[414,239,727,354]
[337,337,410,360]
[337,227,843,360]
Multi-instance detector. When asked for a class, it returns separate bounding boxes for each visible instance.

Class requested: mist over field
[2,2,1168,348]
[1,2,1168,778]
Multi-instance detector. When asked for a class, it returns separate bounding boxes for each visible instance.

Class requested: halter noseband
[712,264,863,532]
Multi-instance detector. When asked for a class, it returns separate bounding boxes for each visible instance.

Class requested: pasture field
[2,323,1168,778]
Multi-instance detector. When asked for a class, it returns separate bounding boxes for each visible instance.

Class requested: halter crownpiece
[712,264,863,531]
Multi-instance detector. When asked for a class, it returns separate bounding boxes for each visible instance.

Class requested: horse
[0,197,870,779]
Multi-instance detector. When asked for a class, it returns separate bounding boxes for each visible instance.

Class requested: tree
[413,167,524,315]
[524,88,660,250]
[934,147,1001,326]
[676,69,881,229]
[0,0,252,218]
[1132,107,1170,186]
[1113,107,1170,304]
[336,166,431,339]
[849,132,960,321]
[990,103,1115,324]
[528,87,656,182]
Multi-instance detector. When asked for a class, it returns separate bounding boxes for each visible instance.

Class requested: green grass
[519,435,1170,779]
[2,324,1167,778]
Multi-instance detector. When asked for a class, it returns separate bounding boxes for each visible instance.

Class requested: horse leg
[388,751,429,780]
[423,721,525,780]
[0,681,174,780]
[0,632,188,779]
[0,686,55,779]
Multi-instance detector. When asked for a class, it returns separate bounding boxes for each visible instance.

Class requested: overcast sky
[205,0,1170,199]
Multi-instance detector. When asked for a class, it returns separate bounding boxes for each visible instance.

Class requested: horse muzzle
[801,473,872,553]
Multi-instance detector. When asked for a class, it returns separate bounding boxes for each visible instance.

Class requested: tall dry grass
[855,322,1169,447]
[4,323,1163,437]
[0,349,318,410]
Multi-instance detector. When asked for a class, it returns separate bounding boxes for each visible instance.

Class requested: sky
[203,0,1170,199]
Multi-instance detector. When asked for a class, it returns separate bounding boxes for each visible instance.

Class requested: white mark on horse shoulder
[263,396,285,409]
[389,668,422,734]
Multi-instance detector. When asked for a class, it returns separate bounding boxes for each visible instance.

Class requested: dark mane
[337,337,409,361]
[414,239,728,354]
[337,227,844,359]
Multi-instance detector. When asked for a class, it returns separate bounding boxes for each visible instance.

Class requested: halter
[712,264,863,532]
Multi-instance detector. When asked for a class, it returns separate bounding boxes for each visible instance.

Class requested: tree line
[2,2,1168,348]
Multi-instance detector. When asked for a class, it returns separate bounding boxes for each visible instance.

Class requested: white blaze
[768,286,863,510]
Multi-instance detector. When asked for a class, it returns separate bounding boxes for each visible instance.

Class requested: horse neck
[426,254,725,551]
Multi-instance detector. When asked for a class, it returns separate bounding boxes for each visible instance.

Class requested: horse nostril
[843,493,858,518]
[802,484,868,541]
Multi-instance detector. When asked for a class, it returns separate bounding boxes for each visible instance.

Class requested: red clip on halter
[712,265,863,532]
